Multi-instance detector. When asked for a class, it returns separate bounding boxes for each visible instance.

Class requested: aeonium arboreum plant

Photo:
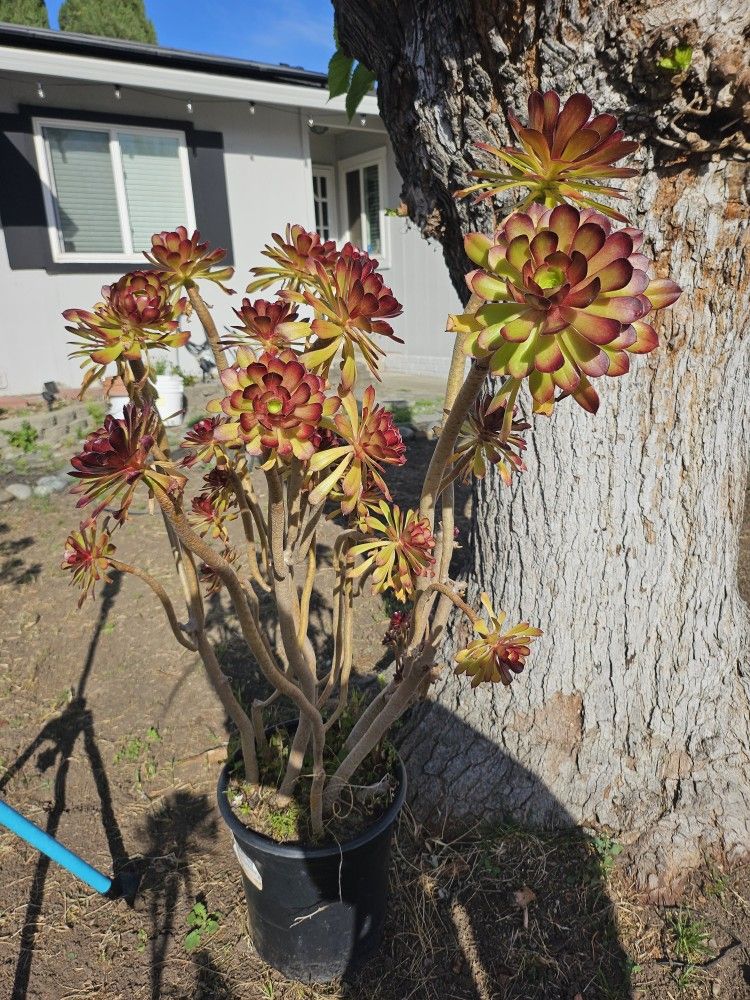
[60,88,680,842]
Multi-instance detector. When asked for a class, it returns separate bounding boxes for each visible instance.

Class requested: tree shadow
[0,524,41,585]
[364,701,634,999]
[133,791,219,1000]
[1,572,131,1000]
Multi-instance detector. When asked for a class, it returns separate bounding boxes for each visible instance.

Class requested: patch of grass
[668,909,711,963]
[674,963,698,990]
[2,421,39,453]
[705,868,729,899]
[86,401,106,425]
[267,800,302,840]
[384,396,443,425]
[114,727,161,784]
[184,900,220,952]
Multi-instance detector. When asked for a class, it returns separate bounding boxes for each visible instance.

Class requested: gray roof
[0,21,328,89]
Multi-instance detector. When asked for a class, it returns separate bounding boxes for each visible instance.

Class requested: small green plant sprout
[2,420,39,453]
[591,833,623,877]
[184,900,220,951]
[668,909,711,963]
[657,45,693,73]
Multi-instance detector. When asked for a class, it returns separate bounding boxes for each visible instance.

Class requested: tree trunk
[334,0,750,894]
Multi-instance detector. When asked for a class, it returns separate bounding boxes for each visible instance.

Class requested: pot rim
[216,753,407,861]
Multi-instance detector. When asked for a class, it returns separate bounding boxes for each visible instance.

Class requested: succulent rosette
[209,347,339,464]
[62,519,116,607]
[189,493,237,542]
[65,271,188,387]
[307,387,406,515]
[69,404,186,521]
[289,249,404,391]
[180,415,229,467]
[455,593,542,688]
[225,297,303,352]
[450,203,681,414]
[199,546,238,597]
[202,467,236,507]
[247,224,338,292]
[350,501,435,601]
[144,226,235,291]
[448,396,529,487]
[456,90,639,220]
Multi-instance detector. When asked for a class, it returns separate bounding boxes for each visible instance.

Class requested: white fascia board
[0,44,381,116]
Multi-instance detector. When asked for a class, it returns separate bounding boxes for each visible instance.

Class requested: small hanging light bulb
[114,85,122,100]
[249,101,256,115]
[307,117,315,128]
[360,114,367,127]
[186,100,193,114]
[37,81,45,100]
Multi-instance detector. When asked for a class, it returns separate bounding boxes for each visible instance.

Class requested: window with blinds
[34,119,196,262]
[339,150,388,265]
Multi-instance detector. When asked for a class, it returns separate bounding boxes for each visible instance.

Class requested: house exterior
[0,22,461,396]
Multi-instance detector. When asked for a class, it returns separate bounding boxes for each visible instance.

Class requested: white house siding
[0,72,460,395]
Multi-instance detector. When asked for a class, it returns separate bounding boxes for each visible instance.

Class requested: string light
[249,101,256,114]
[360,114,367,127]
[36,81,45,100]
[114,85,122,100]
[186,100,193,114]
[307,117,314,128]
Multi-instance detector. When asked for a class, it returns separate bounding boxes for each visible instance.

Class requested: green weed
[184,901,220,951]
[3,421,39,453]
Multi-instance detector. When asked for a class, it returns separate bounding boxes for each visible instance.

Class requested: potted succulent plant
[60,91,680,982]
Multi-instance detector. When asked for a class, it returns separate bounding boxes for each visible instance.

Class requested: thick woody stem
[186,283,230,372]
[153,490,326,815]
[323,653,434,808]
[193,630,259,784]
[228,469,270,592]
[265,468,325,819]
[108,558,197,651]
[297,542,316,644]
[418,358,488,531]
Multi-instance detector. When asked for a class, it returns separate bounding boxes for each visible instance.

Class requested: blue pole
[0,798,112,895]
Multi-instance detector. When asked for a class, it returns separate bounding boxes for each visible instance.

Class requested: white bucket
[155,375,186,427]
[108,395,130,420]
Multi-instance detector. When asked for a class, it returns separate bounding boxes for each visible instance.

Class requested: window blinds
[43,126,123,254]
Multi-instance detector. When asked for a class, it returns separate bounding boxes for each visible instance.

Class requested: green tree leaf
[328,48,354,99]
[0,0,49,28]
[345,63,376,121]
[58,0,157,44]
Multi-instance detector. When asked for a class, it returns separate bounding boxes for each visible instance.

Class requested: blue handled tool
[0,798,140,901]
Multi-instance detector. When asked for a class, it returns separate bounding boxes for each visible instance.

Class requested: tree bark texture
[334,0,750,893]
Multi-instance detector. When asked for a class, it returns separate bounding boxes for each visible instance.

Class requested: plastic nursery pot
[216,747,406,983]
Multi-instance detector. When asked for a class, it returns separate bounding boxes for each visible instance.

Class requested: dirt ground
[1,437,749,999]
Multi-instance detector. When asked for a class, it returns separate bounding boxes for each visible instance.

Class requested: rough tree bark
[333,0,750,893]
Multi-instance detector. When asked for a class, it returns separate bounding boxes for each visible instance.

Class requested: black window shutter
[0,110,234,271]
[0,112,53,270]
[188,129,234,267]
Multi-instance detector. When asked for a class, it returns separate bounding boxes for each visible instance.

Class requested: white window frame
[32,116,197,265]
[337,148,389,268]
[311,164,338,242]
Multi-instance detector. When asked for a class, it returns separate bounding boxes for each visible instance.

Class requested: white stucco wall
[0,72,460,395]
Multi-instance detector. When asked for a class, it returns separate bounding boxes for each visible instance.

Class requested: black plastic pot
[216,754,406,982]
